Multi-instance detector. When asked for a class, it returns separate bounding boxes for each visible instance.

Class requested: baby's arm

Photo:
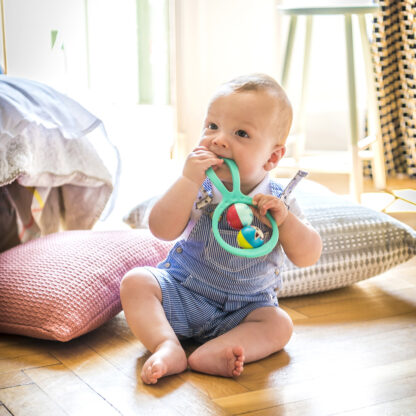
[252,194,322,267]
[149,146,223,241]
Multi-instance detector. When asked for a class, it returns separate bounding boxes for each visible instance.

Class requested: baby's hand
[252,193,288,228]
[182,146,223,186]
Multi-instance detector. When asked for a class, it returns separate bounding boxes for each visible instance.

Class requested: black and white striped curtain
[369,0,416,178]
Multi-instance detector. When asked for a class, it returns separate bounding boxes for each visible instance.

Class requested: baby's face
[200,90,285,194]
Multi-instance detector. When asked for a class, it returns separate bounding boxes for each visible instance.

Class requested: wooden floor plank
[25,364,121,416]
[85,316,248,403]
[293,287,416,320]
[84,325,230,413]
[340,394,416,415]
[82,325,149,380]
[0,406,12,416]
[290,311,416,339]
[0,371,32,389]
[50,340,178,416]
[50,340,227,416]
[235,319,416,392]
[143,376,229,416]
[179,370,249,399]
[0,352,59,374]
[243,393,416,416]
[0,343,51,360]
[279,305,309,321]
[244,375,416,416]
[214,358,416,414]
[290,316,416,355]
[0,384,67,416]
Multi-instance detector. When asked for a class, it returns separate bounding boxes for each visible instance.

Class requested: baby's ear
[264,145,286,171]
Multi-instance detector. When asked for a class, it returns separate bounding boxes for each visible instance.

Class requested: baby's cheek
[199,130,212,141]
[199,136,208,146]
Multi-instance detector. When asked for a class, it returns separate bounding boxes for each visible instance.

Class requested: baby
[120,73,322,384]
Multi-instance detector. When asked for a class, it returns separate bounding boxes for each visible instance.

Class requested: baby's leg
[187,306,293,377]
[120,268,187,384]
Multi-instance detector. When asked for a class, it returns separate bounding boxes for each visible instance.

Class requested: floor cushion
[0,229,172,341]
[124,179,416,297]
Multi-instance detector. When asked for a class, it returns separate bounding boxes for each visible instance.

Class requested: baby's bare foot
[141,340,187,384]
[188,345,245,377]
[226,346,245,377]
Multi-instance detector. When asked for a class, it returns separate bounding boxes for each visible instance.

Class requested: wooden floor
[0,258,415,416]
[1,175,415,416]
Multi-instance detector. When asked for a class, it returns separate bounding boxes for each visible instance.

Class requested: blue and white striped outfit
[145,174,305,342]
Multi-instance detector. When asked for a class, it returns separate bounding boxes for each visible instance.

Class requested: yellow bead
[237,230,253,249]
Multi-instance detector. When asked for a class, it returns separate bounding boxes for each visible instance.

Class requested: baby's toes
[232,363,244,376]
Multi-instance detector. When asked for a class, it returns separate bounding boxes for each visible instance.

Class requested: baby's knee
[262,308,293,351]
[276,309,293,348]
[120,268,157,299]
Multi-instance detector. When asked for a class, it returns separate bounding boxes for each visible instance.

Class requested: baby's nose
[212,134,229,149]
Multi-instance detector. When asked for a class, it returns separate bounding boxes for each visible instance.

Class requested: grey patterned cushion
[278,182,416,297]
[124,180,416,297]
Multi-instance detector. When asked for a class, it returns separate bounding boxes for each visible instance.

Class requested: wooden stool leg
[345,14,363,202]
[358,14,386,190]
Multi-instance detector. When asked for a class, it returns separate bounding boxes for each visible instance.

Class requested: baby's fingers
[250,207,272,228]
[259,200,277,216]
[251,193,266,208]
[252,194,275,215]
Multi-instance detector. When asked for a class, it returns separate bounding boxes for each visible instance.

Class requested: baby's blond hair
[214,73,293,144]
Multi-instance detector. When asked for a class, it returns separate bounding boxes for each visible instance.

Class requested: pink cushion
[0,230,173,341]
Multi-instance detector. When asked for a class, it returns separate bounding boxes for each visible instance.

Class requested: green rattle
[206,158,279,258]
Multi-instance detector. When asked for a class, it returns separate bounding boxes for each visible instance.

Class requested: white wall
[174,0,281,155]
[1,0,88,95]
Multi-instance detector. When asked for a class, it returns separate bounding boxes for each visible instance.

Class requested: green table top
[277,4,379,16]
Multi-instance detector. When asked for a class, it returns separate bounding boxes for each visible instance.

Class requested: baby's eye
[236,129,249,138]
[208,123,218,130]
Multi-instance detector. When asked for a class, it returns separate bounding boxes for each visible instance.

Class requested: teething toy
[226,203,253,230]
[237,226,265,248]
[206,158,308,258]
[206,158,279,258]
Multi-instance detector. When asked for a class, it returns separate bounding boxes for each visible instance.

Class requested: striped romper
[145,174,305,343]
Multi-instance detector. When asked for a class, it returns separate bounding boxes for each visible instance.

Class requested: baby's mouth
[212,151,232,161]
[212,164,233,189]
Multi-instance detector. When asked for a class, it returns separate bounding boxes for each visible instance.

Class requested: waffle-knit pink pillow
[0,230,173,341]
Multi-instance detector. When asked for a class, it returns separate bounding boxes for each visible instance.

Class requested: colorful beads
[226,203,253,230]
[225,203,265,250]
[237,226,265,249]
